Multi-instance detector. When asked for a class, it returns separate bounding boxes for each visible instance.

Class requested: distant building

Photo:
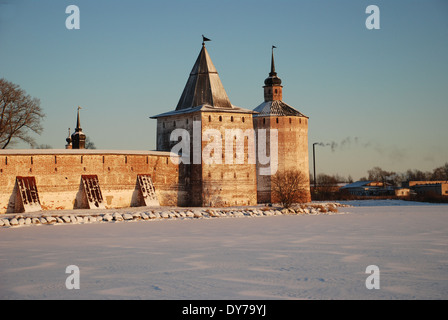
[340,181,392,196]
[394,188,410,197]
[408,181,448,197]
[406,181,448,187]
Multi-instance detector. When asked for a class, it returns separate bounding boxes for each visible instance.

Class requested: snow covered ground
[1,200,447,300]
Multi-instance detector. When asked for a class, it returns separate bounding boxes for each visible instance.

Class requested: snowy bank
[0,203,349,229]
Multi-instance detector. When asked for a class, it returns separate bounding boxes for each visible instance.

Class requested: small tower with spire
[264,46,283,102]
[71,107,86,149]
[65,128,72,149]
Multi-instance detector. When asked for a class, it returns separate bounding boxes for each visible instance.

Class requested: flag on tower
[202,35,211,45]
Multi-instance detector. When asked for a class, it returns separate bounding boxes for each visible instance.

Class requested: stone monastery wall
[0,150,185,214]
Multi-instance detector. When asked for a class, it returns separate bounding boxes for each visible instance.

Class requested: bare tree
[431,163,448,181]
[85,136,97,149]
[0,78,45,149]
[404,169,432,182]
[271,169,309,208]
[35,144,53,149]
[367,166,397,185]
[316,173,339,194]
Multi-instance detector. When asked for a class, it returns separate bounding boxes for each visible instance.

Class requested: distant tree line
[359,163,448,186]
[311,163,448,189]
[311,163,448,202]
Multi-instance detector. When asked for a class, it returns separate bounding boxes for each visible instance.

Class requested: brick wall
[0,150,185,214]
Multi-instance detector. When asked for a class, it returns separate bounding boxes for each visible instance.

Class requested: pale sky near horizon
[1,0,447,180]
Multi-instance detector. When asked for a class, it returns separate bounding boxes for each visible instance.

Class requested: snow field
[0,200,447,300]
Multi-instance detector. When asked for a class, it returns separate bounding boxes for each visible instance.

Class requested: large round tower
[253,47,311,203]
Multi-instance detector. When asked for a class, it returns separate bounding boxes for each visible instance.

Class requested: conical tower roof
[176,44,233,110]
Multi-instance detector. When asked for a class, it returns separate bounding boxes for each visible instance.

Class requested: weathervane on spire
[202,35,211,46]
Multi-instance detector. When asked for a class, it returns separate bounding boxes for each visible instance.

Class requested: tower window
[209,115,211,122]
[299,118,302,124]
[231,116,234,122]
[275,89,278,94]
[173,121,176,127]
[289,118,292,124]
[219,116,222,122]
[276,118,279,124]
[186,119,189,125]
[242,117,245,123]
[263,118,266,125]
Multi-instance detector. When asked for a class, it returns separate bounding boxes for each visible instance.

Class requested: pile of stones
[0,203,347,229]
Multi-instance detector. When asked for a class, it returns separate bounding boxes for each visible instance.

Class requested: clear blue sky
[1,0,447,180]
